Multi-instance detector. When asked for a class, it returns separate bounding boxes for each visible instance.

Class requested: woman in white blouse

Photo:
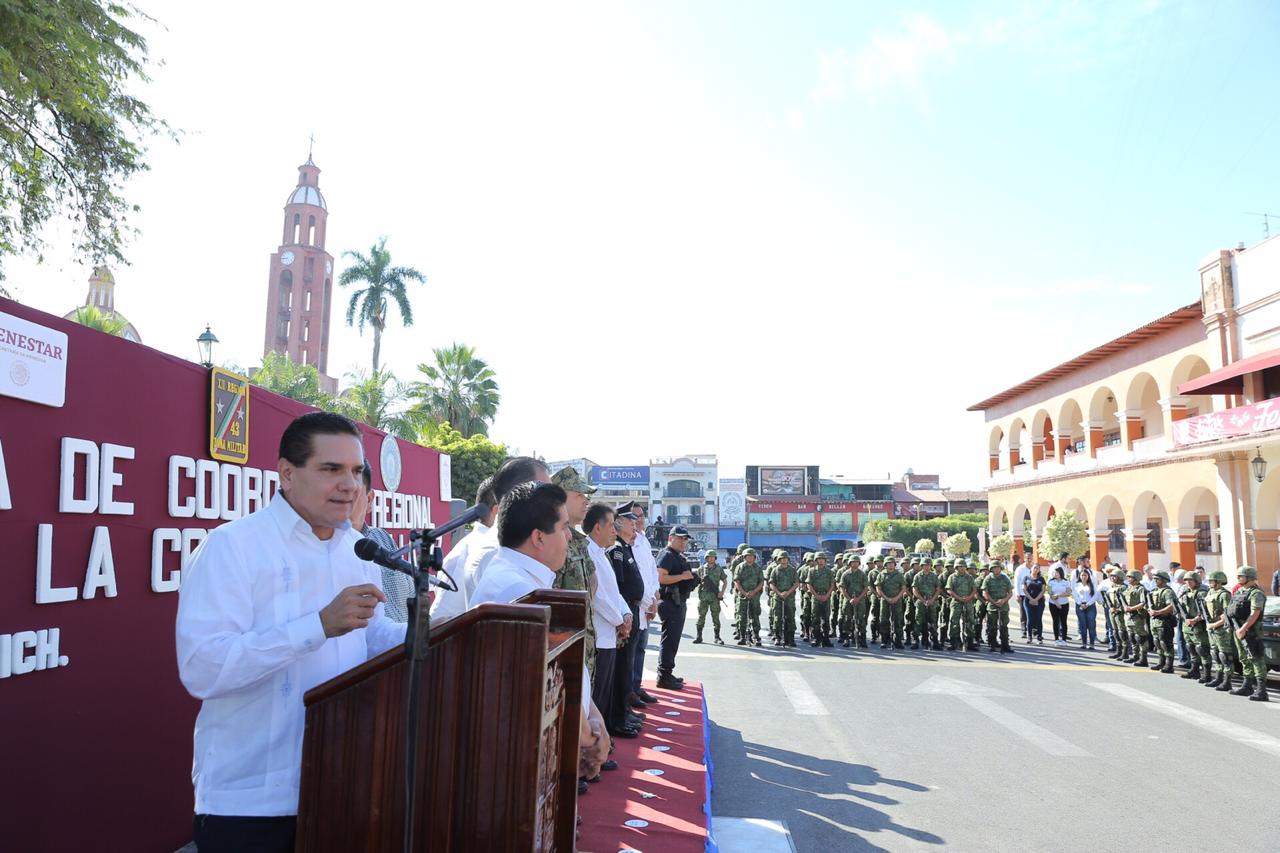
[1046,567,1073,646]
[1073,569,1101,650]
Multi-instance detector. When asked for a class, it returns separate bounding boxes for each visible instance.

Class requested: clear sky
[6,1,1280,488]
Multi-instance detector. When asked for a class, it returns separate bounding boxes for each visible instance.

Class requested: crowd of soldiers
[688,546,1020,653]
[1101,564,1271,702]
[681,544,1272,702]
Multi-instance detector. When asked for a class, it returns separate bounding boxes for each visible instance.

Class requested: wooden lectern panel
[296,589,587,852]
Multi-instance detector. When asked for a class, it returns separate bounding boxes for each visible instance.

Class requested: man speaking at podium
[176,412,408,853]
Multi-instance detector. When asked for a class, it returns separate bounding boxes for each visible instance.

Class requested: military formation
[1102,564,1271,702]
[711,546,1020,653]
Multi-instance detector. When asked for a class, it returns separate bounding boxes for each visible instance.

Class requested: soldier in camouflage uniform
[831,553,845,632]
[728,543,749,641]
[798,552,815,643]
[769,550,800,647]
[1107,568,1131,661]
[946,560,978,651]
[866,556,882,643]
[764,551,780,641]
[1230,566,1270,701]
[1178,569,1211,683]
[693,550,728,645]
[808,552,835,647]
[1121,568,1151,667]
[1204,569,1237,692]
[1147,569,1177,674]
[876,556,907,649]
[840,555,870,647]
[938,559,956,643]
[902,558,919,646]
[981,559,1015,653]
[550,467,599,675]
[912,557,942,651]
[734,548,765,647]
[972,560,989,638]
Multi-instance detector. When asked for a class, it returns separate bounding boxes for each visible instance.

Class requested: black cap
[670,525,691,538]
[614,500,638,519]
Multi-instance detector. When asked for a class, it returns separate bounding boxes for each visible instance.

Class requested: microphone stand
[401,530,441,853]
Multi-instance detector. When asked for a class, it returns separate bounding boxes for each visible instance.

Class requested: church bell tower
[263,153,337,392]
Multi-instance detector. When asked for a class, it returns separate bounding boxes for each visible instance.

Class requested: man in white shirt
[431,457,548,621]
[427,477,497,621]
[1013,557,1032,639]
[629,504,660,705]
[584,503,630,744]
[176,413,407,853]
[1141,564,1158,592]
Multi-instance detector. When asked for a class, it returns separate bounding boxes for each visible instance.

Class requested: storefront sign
[590,465,650,486]
[1172,400,1280,447]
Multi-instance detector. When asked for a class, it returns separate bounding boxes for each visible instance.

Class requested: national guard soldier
[1147,569,1177,674]
[550,466,599,674]
[972,560,989,637]
[693,550,727,645]
[1122,568,1151,668]
[1107,568,1131,661]
[840,554,870,647]
[765,550,781,642]
[798,552,815,644]
[734,548,765,647]
[830,553,845,633]
[769,550,800,647]
[946,560,978,652]
[809,552,835,647]
[981,559,1015,653]
[1179,569,1211,683]
[938,559,955,642]
[902,557,919,646]
[867,556,883,643]
[1204,569,1237,692]
[912,557,942,650]
[1230,566,1270,701]
[729,543,749,641]
[876,556,907,650]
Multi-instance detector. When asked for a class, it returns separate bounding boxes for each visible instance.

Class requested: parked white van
[855,541,907,560]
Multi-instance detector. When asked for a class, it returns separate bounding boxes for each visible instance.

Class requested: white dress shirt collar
[266,491,354,544]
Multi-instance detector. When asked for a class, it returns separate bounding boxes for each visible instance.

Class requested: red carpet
[577,680,711,853]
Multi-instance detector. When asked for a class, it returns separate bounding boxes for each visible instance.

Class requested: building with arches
[971,236,1280,586]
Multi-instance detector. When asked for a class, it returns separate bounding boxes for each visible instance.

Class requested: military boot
[1107,644,1122,659]
[1134,648,1149,667]
[1249,680,1270,702]
[1205,665,1223,687]
[714,631,725,645]
[1149,651,1165,671]
[736,634,747,646]
[1198,661,1214,684]
[1160,655,1174,674]
[1216,669,1235,692]
[1181,660,1200,680]
[692,629,703,644]
[910,639,920,650]
[1230,677,1255,697]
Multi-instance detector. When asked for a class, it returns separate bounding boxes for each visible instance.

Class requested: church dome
[287,185,327,210]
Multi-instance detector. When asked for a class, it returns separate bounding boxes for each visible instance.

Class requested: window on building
[293,214,301,244]
[666,505,678,523]
[303,321,310,343]
[822,512,854,532]
[1146,519,1163,552]
[1262,366,1280,401]
[1194,518,1217,553]
[300,349,308,365]
[1073,438,1086,453]
[749,513,781,532]
[1108,522,1125,550]
[690,506,702,523]
[666,479,702,498]
[304,290,311,311]
[1103,432,1122,447]
[787,513,815,532]
[307,215,316,245]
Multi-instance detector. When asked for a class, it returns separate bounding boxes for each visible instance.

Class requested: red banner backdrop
[0,299,446,852]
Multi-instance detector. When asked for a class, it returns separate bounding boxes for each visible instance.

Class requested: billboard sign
[590,465,650,486]
[759,466,807,495]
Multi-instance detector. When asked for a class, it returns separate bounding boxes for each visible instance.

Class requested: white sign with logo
[438,453,452,503]
[0,311,68,407]
[379,432,403,493]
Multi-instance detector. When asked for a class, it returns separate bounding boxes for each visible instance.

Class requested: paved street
[645,605,1280,853]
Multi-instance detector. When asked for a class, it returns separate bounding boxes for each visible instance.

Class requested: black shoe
[910,642,919,650]
[1250,683,1271,702]
[1230,678,1255,697]
[893,641,904,650]
[628,695,647,709]
[736,637,747,645]
[692,636,703,644]
[637,689,658,703]
[578,779,590,795]
[1000,645,1014,654]
[609,726,640,738]
[715,636,725,645]
[626,713,644,727]
[753,639,763,647]
[656,676,684,691]
[602,759,618,771]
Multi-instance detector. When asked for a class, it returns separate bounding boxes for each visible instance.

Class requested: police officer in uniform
[606,502,646,737]
[655,526,697,690]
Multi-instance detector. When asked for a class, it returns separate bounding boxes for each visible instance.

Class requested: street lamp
[196,324,219,368]
[1252,447,1267,483]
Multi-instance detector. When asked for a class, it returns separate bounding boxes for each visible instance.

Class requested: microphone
[354,538,419,578]
[413,501,490,543]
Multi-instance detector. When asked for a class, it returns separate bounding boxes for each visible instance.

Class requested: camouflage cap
[704,550,717,560]
[736,543,749,553]
[772,549,786,559]
[815,552,827,561]
[551,466,597,494]
[803,552,814,562]
[1109,568,1124,579]
[1237,565,1258,579]
[1183,570,1200,583]
[744,548,758,557]
[1126,569,1143,580]
[933,558,945,567]
[1209,569,1229,583]
[849,554,861,563]
[1153,569,1171,582]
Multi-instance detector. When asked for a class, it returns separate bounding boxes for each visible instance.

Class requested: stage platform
[577,680,716,853]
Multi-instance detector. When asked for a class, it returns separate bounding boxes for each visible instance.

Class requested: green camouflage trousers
[1235,632,1268,682]
[950,600,976,646]
[696,597,722,634]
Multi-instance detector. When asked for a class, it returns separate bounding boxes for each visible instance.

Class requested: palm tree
[338,237,426,372]
[408,343,501,437]
[332,368,419,438]
[71,304,130,336]
[250,350,334,408]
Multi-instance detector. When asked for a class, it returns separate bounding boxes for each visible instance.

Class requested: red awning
[1178,346,1280,396]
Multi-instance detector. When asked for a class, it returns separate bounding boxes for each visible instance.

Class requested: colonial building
[650,455,718,551]
[262,155,337,392]
[970,235,1280,585]
[63,267,141,342]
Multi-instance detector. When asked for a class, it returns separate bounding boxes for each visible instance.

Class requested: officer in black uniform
[607,502,646,737]
[655,525,697,690]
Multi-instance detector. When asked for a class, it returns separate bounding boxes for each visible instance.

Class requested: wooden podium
[295,589,588,852]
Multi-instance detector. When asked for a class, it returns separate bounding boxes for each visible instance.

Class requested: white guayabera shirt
[175,493,406,816]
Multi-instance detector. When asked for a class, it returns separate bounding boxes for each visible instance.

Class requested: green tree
[942,531,972,557]
[1037,511,1088,561]
[0,0,171,280]
[414,421,507,505]
[339,237,425,372]
[862,516,986,550]
[249,350,333,408]
[408,343,501,437]
[70,304,130,336]
[989,532,1015,560]
[331,368,418,438]
[913,538,934,555]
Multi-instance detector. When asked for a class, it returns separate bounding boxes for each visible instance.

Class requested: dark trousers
[193,815,296,853]
[657,594,687,679]
[631,619,647,692]
[610,604,641,730]
[1026,602,1045,639]
[1050,603,1069,640]
[592,647,617,727]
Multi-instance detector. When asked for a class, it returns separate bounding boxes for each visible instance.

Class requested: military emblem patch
[209,367,250,464]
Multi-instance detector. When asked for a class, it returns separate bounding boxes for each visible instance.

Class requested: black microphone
[412,501,490,543]
[354,538,419,578]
